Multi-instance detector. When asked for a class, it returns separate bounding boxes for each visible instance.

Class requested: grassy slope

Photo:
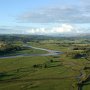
[0,56,78,90]
[0,41,89,90]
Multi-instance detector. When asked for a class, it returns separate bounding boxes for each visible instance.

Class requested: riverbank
[0,45,62,59]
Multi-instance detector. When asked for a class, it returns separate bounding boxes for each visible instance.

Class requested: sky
[0,0,90,35]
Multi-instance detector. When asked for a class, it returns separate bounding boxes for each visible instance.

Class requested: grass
[28,42,69,52]
[0,55,85,90]
[0,41,89,90]
[83,86,90,90]
[0,55,78,90]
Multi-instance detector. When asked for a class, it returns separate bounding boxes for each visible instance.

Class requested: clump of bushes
[33,64,42,68]
[32,64,48,68]
[66,51,86,59]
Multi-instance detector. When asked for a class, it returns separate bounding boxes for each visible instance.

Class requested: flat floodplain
[0,38,90,90]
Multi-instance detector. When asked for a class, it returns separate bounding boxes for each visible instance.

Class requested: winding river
[0,45,63,59]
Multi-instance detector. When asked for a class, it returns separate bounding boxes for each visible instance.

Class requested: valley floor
[0,40,90,90]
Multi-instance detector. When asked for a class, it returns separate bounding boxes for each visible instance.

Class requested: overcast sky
[0,0,90,35]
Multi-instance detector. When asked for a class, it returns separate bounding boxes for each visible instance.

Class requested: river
[0,45,63,59]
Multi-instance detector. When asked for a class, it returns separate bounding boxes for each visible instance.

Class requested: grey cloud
[18,5,90,23]
[0,24,90,34]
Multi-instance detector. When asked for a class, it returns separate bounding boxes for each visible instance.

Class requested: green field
[0,56,78,90]
[0,38,90,90]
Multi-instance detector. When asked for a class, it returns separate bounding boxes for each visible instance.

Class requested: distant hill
[0,33,90,43]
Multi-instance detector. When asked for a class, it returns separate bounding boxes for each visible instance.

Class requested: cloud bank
[26,24,79,35]
[18,5,90,23]
[0,24,90,35]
